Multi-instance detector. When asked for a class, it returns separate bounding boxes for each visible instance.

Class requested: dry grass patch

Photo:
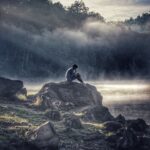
[0,114,28,123]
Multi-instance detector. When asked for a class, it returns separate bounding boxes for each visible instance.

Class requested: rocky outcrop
[82,105,114,122]
[103,121,122,132]
[34,81,114,122]
[115,114,126,124]
[27,81,150,150]
[117,127,138,149]
[34,82,102,110]
[127,118,149,132]
[27,121,59,149]
[0,79,150,150]
[106,117,150,150]
[64,114,83,129]
[0,77,25,98]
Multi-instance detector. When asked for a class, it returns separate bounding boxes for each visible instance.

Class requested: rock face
[127,118,148,132]
[116,127,138,149]
[82,106,114,122]
[34,82,114,122]
[45,110,61,121]
[34,82,102,110]
[0,77,24,98]
[103,121,122,132]
[28,121,59,149]
[115,114,126,124]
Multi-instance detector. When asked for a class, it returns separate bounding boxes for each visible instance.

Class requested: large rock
[34,82,102,110]
[103,121,122,132]
[34,82,114,123]
[106,127,139,149]
[45,110,61,121]
[64,114,83,129]
[127,118,148,132]
[82,106,114,122]
[139,136,150,150]
[116,127,138,149]
[27,121,59,149]
[0,77,24,97]
[115,114,126,124]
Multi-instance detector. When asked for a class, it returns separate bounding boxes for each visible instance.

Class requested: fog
[0,1,150,81]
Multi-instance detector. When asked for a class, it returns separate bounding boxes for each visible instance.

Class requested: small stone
[27,121,59,149]
[45,110,61,121]
[64,115,83,129]
[103,121,122,132]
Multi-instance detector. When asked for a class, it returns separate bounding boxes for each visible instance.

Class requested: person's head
[72,64,78,70]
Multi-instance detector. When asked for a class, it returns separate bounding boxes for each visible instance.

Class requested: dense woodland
[125,12,150,25]
[0,0,150,79]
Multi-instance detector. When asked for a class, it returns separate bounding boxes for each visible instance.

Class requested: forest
[0,0,150,80]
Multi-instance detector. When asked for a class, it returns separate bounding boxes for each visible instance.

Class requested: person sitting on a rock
[65,64,84,83]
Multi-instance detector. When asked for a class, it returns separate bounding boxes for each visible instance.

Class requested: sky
[52,0,150,21]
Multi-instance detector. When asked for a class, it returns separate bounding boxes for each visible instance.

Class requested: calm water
[93,80,150,124]
[26,80,150,124]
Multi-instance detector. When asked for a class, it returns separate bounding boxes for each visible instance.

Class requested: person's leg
[67,75,76,83]
[76,73,84,83]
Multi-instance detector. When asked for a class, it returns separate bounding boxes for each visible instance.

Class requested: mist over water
[95,80,150,124]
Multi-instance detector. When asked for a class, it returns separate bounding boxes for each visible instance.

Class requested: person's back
[65,67,76,82]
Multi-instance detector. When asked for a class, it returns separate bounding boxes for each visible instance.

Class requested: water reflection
[93,80,150,124]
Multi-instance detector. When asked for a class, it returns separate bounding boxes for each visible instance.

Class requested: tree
[88,11,104,21]
[68,0,89,15]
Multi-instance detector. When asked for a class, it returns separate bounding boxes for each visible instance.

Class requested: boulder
[0,77,24,98]
[115,114,126,124]
[16,88,27,97]
[34,82,102,110]
[82,106,114,123]
[33,81,115,127]
[106,127,139,149]
[127,118,148,132]
[105,134,119,148]
[116,127,138,149]
[139,136,150,150]
[64,115,83,129]
[27,121,59,149]
[45,110,61,121]
[103,121,122,132]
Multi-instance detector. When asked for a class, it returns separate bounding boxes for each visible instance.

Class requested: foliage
[125,12,150,25]
[68,0,89,15]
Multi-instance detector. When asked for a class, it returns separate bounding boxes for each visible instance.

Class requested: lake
[93,80,150,124]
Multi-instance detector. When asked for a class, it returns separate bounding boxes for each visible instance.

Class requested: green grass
[0,114,28,123]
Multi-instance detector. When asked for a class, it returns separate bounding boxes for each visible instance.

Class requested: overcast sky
[52,0,150,21]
